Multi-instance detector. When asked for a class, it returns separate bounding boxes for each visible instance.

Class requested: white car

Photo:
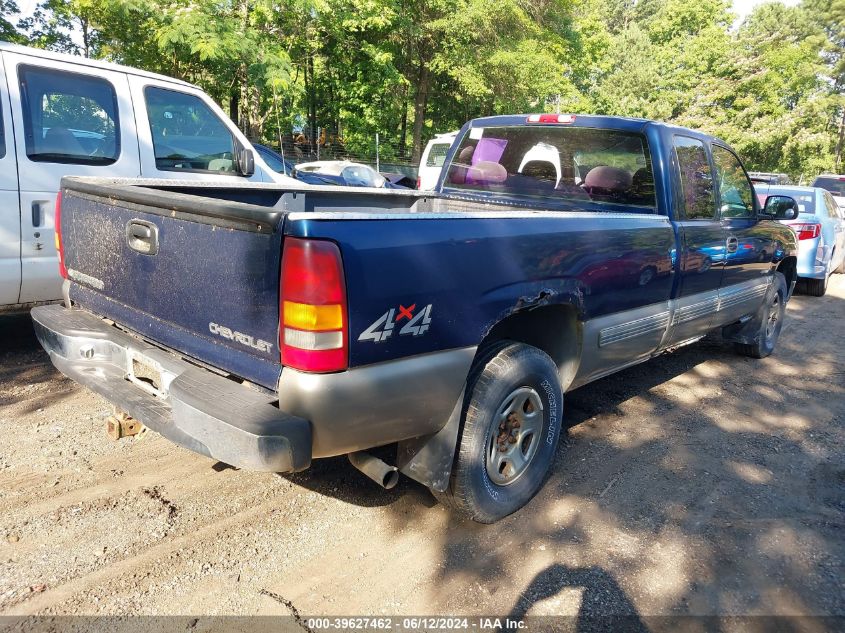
[417,131,457,190]
[294,160,387,188]
[0,41,296,313]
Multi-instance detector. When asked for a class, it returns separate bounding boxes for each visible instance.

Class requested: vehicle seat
[521,160,558,185]
[465,160,507,187]
[448,146,476,185]
[630,167,655,204]
[40,126,86,157]
[583,166,633,202]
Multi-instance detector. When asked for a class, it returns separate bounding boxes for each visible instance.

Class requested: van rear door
[3,51,140,303]
[0,54,20,307]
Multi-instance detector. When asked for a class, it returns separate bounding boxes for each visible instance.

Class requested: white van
[417,131,457,190]
[0,42,296,312]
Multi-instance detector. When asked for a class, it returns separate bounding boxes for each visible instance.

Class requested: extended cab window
[144,87,236,174]
[443,126,656,210]
[673,136,715,220]
[712,145,754,218]
[19,66,120,165]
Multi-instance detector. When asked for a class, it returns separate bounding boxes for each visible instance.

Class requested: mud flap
[396,389,465,492]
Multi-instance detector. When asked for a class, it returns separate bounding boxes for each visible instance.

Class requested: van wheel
[436,342,563,523]
[735,272,787,359]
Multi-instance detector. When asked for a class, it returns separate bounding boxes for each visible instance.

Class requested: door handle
[126,220,159,255]
[726,236,739,253]
[31,201,49,228]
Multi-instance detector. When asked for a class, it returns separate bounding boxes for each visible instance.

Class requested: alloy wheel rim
[765,294,780,340]
[485,387,544,486]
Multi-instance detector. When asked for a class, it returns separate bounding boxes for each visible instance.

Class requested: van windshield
[442,126,656,210]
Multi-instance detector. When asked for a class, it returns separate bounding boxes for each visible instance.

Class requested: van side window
[712,145,754,219]
[673,136,715,220]
[144,87,237,174]
[0,98,5,159]
[19,65,120,165]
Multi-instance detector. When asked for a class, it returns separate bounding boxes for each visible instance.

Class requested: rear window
[426,142,451,167]
[769,189,816,214]
[442,126,656,210]
[812,177,845,197]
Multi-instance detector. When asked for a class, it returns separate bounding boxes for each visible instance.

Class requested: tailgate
[60,182,283,389]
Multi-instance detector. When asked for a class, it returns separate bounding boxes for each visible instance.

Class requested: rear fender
[398,279,584,491]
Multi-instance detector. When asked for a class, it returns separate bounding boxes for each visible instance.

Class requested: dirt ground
[0,278,843,628]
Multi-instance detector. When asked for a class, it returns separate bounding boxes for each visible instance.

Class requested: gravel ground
[0,278,843,625]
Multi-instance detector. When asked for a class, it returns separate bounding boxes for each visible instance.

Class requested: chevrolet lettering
[209,322,274,354]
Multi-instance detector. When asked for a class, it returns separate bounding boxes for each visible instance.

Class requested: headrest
[584,166,632,191]
[466,161,507,185]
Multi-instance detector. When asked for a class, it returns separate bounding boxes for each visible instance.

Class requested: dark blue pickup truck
[32,114,800,523]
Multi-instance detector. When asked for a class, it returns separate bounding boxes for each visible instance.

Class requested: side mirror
[763,195,799,220]
[236,147,255,177]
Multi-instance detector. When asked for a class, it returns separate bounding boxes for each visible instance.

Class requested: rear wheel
[436,342,563,523]
[734,272,787,358]
[803,273,828,297]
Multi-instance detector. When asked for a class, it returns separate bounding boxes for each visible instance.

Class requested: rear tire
[436,342,563,523]
[803,274,828,297]
[734,272,787,359]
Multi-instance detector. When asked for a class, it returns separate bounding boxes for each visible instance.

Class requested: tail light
[280,238,347,373]
[792,223,820,240]
[416,176,421,189]
[54,191,67,279]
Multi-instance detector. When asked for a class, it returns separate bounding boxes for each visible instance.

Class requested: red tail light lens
[416,176,421,189]
[54,191,67,279]
[280,238,347,373]
[527,113,576,124]
[792,223,821,240]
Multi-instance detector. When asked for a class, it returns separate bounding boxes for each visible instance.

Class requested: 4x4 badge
[358,304,433,343]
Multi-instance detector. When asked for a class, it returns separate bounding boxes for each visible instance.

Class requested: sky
[732,0,802,21]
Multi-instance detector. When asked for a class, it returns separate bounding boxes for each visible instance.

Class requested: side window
[19,65,120,165]
[144,87,236,174]
[825,192,842,219]
[712,145,754,219]
[674,135,715,219]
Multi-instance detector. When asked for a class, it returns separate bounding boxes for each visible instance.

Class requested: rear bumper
[32,304,476,471]
[796,238,828,279]
[31,304,311,472]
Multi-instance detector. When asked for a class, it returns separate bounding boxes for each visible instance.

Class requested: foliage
[11,0,845,176]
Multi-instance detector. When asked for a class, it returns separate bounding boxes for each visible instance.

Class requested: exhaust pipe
[348,451,400,490]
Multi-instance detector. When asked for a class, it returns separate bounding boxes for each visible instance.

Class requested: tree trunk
[80,17,90,58]
[230,91,240,130]
[308,54,317,155]
[398,87,408,158]
[411,61,431,163]
[835,106,845,171]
